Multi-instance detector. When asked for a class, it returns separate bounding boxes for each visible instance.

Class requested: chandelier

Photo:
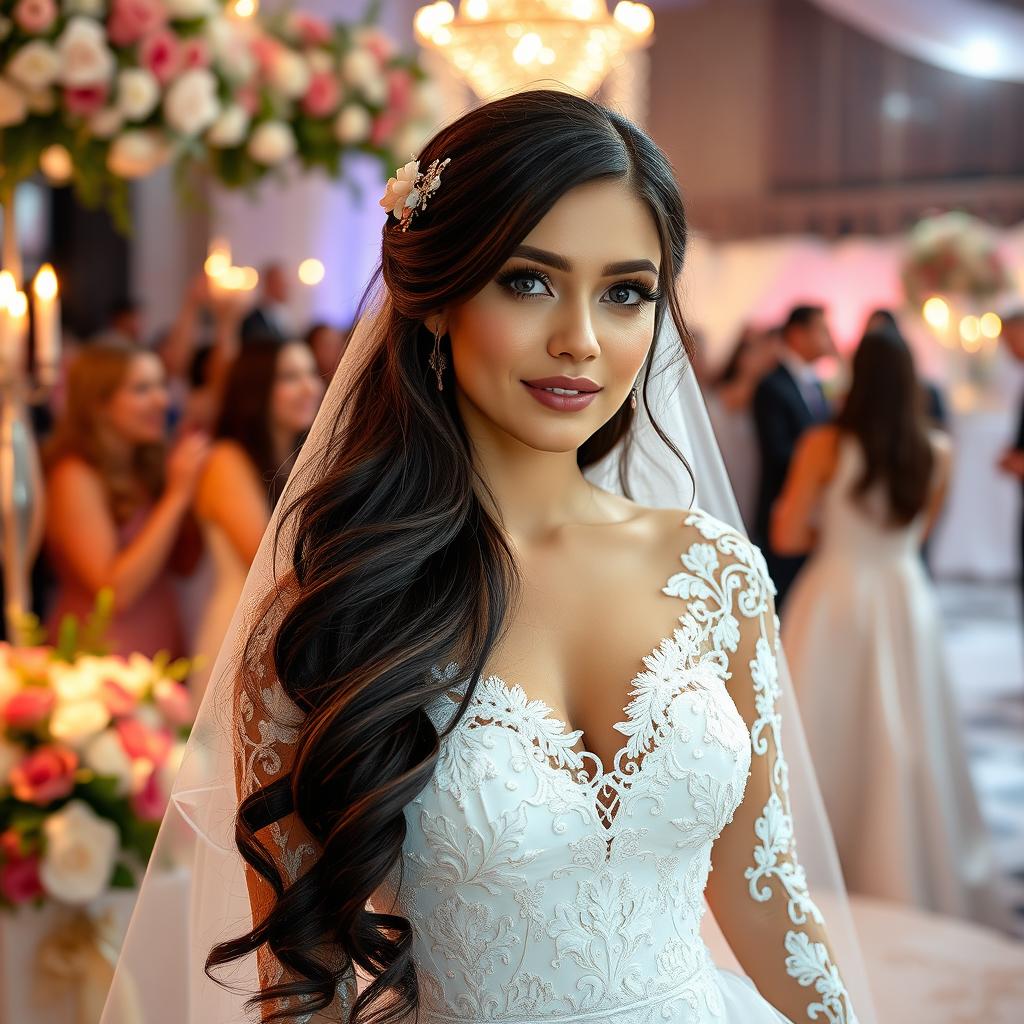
[414,1,655,99]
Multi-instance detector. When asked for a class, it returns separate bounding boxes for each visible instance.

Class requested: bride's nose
[547,297,601,361]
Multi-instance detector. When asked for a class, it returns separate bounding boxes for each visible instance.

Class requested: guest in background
[305,321,351,383]
[752,304,834,606]
[773,329,1007,928]
[865,308,949,430]
[191,339,324,697]
[997,310,1024,612]
[43,341,209,659]
[104,298,144,346]
[705,327,780,532]
[240,262,292,343]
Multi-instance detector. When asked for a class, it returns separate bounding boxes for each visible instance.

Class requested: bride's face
[445,177,662,455]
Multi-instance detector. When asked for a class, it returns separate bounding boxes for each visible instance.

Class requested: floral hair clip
[379,156,452,231]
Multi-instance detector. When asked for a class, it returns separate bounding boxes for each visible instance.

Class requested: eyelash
[496,266,661,307]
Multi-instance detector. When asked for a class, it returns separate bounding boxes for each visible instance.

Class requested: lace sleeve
[686,513,859,1024]
[234,602,357,1023]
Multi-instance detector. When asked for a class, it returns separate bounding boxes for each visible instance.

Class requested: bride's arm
[699,529,859,1024]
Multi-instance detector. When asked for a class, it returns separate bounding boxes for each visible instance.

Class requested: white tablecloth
[930,407,1020,581]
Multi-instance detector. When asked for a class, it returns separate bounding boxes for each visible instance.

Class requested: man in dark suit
[997,311,1024,611]
[241,262,293,343]
[753,305,835,607]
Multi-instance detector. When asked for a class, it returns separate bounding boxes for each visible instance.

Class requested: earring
[630,384,638,410]
[429,325,447,391]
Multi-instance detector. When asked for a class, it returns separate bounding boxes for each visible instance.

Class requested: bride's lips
[522,375,602,412]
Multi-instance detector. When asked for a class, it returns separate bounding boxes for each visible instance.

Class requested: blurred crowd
[21,263,346,700]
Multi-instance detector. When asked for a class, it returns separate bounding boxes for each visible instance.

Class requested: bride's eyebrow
[509,245,658,278]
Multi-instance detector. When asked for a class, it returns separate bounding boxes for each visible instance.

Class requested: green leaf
[110,862,136,889]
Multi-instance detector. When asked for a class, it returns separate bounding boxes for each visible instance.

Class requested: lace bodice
[237,510,859,1024]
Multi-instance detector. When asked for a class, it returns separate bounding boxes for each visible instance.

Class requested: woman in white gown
[191,340,323,698]
[773,328,1006,929]
[119,92,869,1024]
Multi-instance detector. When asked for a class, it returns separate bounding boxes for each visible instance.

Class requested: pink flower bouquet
[0,2,436,228]
[0,608,193,910]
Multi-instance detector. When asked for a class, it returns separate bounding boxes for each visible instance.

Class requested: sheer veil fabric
[101,287,878,1023]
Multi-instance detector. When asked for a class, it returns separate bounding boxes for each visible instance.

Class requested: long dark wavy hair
[207,90,696,1023]
[215,339,314,505]
[836,328,935,525]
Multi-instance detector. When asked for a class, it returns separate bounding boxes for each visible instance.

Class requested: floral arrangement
[0,0,435,224]
[902,210,1011,306]
[0,596,193,910]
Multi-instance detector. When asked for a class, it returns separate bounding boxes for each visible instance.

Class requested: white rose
[205,16,255,83]
[56,16,115,89]
[62,0,105,15]
[163,0,213,17]
[49,698,110,748]
[163,67,219,137]
[333,104,370,144]
[0,77,27,127]
[361,73,387,107]
[83,729,134,795]
[247,120,296,166]
[117,68,159,122]
[308,50,333,76]
[108,130,168,177]
[39,800,119,906]
[0,737,23,791]
[51,661,101,703]
[341,49,378,89]
[206,102,248,148]
[89,106,123,139]
[7,41,61,93]
[268,48,310,101]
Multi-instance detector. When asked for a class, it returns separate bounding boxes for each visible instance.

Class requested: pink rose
[180,37,210,70]
[2,688,55,729]
[9,745,78,806]
[302,71,340,118]
[138,27,183,85]
[292,14,331,48]
[235,82,259,116]
[387,69,413,117]
[115,718,172,765]
[101,679,137,718]
[13,0,57,35]
[153,679,192,727]
[131,769,167,821]
[65,84,109,116]
[357,29,395,64]
[370,109,400,148]
[249,35,281,76]
[0,852,44,904]
[108,0,168,48]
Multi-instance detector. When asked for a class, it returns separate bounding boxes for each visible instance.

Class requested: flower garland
[0,1,435,227]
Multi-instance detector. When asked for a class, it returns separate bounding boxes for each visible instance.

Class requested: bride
[104,91,872,1024]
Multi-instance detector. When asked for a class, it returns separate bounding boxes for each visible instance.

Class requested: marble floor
[938,580,1024,935]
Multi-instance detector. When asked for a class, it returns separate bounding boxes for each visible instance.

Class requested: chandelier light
[414,1,654,99]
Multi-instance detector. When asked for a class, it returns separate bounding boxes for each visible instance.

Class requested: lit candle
[32,263,60,386]
[7,289,28,376]
[0,271,16,374]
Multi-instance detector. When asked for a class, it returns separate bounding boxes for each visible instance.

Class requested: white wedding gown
[243,511,861,1023]
[782,437,1006,929]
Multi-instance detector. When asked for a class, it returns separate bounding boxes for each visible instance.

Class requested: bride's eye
[603,280,660,307]
[497,267,554,300]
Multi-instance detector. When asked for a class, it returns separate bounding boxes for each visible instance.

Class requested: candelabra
[0,190,61,643]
